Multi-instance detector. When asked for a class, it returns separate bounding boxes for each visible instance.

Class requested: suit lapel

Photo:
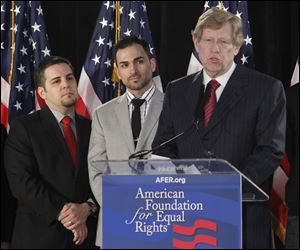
[114,94,135,153]
[74,114,85,176]
[204,66,249,134]
[136,89,163,151]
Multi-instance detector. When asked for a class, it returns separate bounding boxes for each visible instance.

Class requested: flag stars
[140,19,145,28]
[15,82,24,92]
[31,41,37,50]
[244,35,252,46]
[109,21,114,29]
[42,46,51,57]
[96,35,105,46]
[102,77,110,86]
[142,3,147,12]
[20,46,28,55]
[99,17,108,28]
[104,1,110,10]
[120,6,123,15]
[92,54,101,65]
[107,39,113,49]
[110,1,115,10]
[36,5,43,15]
[10,24,18,34]
[17,64,26,74]
[1,4,5,12]
[104,58,111,68]
[1,42,4,50]
[149,44,154,55]
[204,1,210,10]
[23,29,28,38]
[31,22,41,32]
[1,23,5,31]
[14,5,21,16]
[124,28,132,36]
[128,9,136,20]
[14,101,22,111]
[235,10,242,19]
[241,54,248,64]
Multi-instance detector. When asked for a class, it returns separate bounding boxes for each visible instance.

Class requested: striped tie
[204,79,220,128]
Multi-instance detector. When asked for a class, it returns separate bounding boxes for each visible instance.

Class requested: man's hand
[58,202,90,230]
[72,223,88,245]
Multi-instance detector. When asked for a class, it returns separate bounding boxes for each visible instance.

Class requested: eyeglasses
[200,38,233,48]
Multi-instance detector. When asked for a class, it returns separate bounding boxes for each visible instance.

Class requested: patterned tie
[61,116,77,167]
[131,98,145,147]
[204,79,221,128]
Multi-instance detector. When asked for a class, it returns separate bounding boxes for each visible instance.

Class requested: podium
[100,159,268,249]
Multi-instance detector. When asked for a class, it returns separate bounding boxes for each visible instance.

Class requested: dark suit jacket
[4,106,97,249]
[153,65,286,248]
[285,83,299,216]
[1,124,16,242]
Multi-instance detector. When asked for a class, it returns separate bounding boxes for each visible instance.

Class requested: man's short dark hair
[34,56,74,89]
[114,36,151,63]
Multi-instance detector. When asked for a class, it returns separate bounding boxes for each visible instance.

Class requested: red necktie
[61,116,77,167]
[204,79,221,128]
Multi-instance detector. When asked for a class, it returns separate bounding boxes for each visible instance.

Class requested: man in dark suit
[153,7,286,249]
[285,83,299,249]
[1,124,16,249]
[4,56,97,248]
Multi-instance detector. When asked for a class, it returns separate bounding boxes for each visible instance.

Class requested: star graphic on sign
[102,77,110,86]
[241,54,248,64]
[128,9,136,20]
[236,10,242,19]
[42,46,51,57]
[36,5,43,15]
[99,17,108,28]
[124,28,132,36]
[32,22,41,32]
[20,46,28,55]
[96,35,105,46]
[14,101,22,111]
[244,35,252,46]
[15,82,24,92]
[92,54,101,65]
[17,64,26,74]
[140,19,145,28]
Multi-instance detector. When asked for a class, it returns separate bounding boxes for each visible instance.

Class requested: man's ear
[150,58,157,73]
[37,86,46,100]
[192,35,200,53]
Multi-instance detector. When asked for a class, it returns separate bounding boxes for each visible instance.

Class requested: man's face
[38,63,78,113]
[193,22,241,78]
[116,44,156,96]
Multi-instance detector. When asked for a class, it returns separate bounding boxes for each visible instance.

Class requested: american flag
[75,1,162,119]
[1,1,49,129]
[187,1,254,75]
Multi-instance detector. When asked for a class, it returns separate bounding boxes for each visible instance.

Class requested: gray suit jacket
[88,88,164,246]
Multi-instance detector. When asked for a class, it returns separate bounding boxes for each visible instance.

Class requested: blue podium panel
[103,174,242,249]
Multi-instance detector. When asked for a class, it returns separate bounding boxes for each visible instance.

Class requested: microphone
[129,123,197,160]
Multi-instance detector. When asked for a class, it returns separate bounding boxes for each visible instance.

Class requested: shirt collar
[203,62,236,88]
[48,106,76,124]
[127,83,155,104]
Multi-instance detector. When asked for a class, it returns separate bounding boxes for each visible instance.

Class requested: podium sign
[103,173,242,249]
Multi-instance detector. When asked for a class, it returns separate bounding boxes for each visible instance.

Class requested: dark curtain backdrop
[42,1,299,90]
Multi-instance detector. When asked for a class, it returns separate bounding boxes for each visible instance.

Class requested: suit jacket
[285,83,299,216]
[4,106,97,249]
[153,65,286,248]
[88,88,164,247]
[1,124,16,242]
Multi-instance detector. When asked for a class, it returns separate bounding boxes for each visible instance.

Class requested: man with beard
[4,56,98,248]
[88,36,164,247]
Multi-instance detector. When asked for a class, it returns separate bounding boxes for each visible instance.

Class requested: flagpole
[9,1,15,85]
